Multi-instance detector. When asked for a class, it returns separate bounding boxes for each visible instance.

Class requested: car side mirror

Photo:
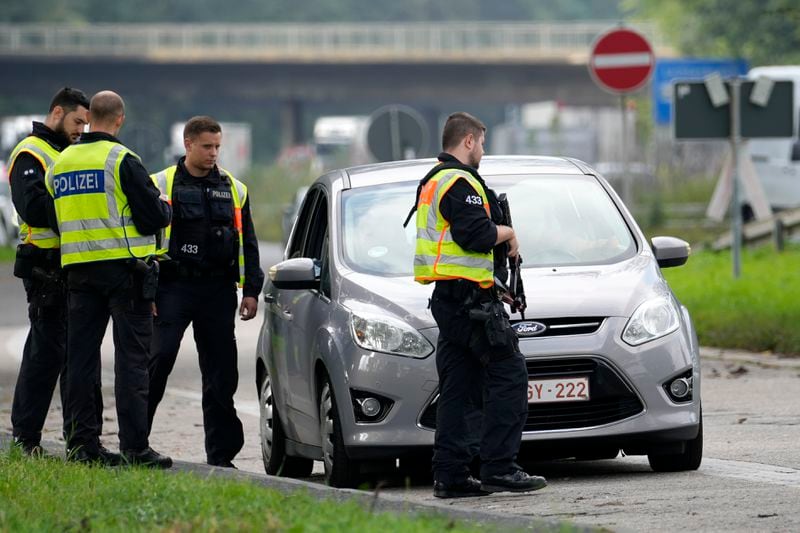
[269,257,319,290]
[650,236,690,268]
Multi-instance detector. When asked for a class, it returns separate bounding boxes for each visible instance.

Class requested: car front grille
[512,317,604,338]
[418,357,643,432]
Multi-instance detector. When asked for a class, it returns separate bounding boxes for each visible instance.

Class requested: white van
[746,66,800,210]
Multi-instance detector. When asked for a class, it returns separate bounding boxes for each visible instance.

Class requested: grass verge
[663,244,800,355]
[0,245,16,262]
[0,447,489,533]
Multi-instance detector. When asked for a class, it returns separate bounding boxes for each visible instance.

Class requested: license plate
[528,376,589,404]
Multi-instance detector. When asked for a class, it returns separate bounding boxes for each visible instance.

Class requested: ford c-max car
[256,156,701,488]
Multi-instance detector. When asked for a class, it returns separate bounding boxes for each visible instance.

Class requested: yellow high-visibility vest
[7,136,61,249]
[414,168,494,288]
[46,140,156,267]
[151,165,247,287]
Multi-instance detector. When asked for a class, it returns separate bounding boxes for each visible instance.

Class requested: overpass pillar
[280,99,304,149]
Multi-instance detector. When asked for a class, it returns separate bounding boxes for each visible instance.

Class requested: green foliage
[0,246,17,262]
[0,447,490,532]
[1,0,622,23]
[246,163,319,243]
[663,245,800,355]
[628,0,800,65]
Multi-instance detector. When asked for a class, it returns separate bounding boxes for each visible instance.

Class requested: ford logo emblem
[512,321,547,337]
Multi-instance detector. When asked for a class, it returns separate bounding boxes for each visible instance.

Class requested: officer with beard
[410,112,546,498]
[7,87,97,456]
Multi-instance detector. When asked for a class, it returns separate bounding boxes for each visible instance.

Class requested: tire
[648,416,703,472]
[259,371,313,478]
[320,378,360,488]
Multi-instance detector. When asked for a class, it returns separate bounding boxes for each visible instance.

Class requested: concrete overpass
[0,22,672,162]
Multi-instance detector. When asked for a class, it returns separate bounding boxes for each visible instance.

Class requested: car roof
[341,156,591,189]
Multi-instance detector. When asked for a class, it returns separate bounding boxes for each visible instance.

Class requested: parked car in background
[257,156,702,488]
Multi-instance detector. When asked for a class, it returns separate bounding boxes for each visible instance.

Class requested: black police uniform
[9,122,101,451]
[426,153,529,486]
[63,132,172,459]
[147,157,264,466]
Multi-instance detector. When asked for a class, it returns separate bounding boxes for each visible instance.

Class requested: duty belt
[177,263,231,280]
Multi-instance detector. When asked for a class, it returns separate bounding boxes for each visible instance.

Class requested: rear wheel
[648,416,703,472]
[259,371,313,477]
[320,378,360,488]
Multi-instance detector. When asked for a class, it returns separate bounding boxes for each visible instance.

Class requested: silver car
[256,156,701,488]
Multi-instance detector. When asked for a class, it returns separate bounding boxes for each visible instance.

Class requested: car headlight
[350,310,433,358]
[622,297,680,346]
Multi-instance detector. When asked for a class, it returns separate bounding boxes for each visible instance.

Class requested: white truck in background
[164,121,252,178]
[312,116,370,170]
[746,66,800,210]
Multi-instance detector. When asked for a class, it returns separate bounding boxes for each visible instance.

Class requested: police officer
[411,112,546,497]
[147,116,264,468]
[8,88,89,456]
[47,90,173,467]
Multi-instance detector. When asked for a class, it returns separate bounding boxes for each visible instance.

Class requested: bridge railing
[0,21,669,62]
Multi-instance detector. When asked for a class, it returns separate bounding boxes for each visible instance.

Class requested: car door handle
[264,293,275,303]
[275,304,292,321]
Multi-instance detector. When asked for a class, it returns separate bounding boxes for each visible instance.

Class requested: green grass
[0,245,16,262]
[663,244,800,355]
[0,447,495,533]
[244,163,318,243]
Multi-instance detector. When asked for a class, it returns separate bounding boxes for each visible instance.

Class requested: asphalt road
[1,244,799,532]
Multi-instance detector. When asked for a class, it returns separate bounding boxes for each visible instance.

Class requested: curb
[0,432,596,533]
[699,347,800,369]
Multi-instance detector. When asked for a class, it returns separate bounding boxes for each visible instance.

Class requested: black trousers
[11,276,67,446]
[430,288,529,483]
[64,262,153,453]
[148,277,243,464]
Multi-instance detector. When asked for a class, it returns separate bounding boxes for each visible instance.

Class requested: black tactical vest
[170,175,238,269]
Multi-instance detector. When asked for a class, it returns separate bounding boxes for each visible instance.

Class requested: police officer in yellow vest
[47,91,173,467]
[147,116,264,468]
[411,112,546,497]
[8,88,89,456]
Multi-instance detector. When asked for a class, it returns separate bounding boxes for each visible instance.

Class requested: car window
[341,182,417,276]
[288,188,319,259]
[303,192,328,260]
[340,174,636,276]
[501,174,636,266]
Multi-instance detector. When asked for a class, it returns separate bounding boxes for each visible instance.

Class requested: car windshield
[341,174,636,276]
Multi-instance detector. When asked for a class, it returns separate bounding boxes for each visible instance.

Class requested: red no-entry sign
[589,27,654,94]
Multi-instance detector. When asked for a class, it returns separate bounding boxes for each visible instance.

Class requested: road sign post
[589,27,655,206]
[674,78,795,278]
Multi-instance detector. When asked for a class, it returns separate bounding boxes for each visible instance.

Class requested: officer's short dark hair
[442,112,486,151]
[184,116,222,140]
[48,87,90,113]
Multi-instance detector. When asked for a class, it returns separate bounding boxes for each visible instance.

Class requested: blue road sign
[653,58,749,125]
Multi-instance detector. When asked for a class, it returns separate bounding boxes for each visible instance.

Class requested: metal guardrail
[0,21,670,63]
[713,208,800,251]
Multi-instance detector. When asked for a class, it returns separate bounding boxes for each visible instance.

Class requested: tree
[627,0,800,66]
[1,0,622,24]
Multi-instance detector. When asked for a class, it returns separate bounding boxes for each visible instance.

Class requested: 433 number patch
[180,244,199,255]
[464,195,483,205]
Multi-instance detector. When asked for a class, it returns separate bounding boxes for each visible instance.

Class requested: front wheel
[320,378,360,488]
[648,416,703,472]
[259,371,313,477]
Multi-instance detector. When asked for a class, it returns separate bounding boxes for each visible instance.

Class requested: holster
[134,258,160,301]
[14,244,60,279]
[469,300,515,349]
